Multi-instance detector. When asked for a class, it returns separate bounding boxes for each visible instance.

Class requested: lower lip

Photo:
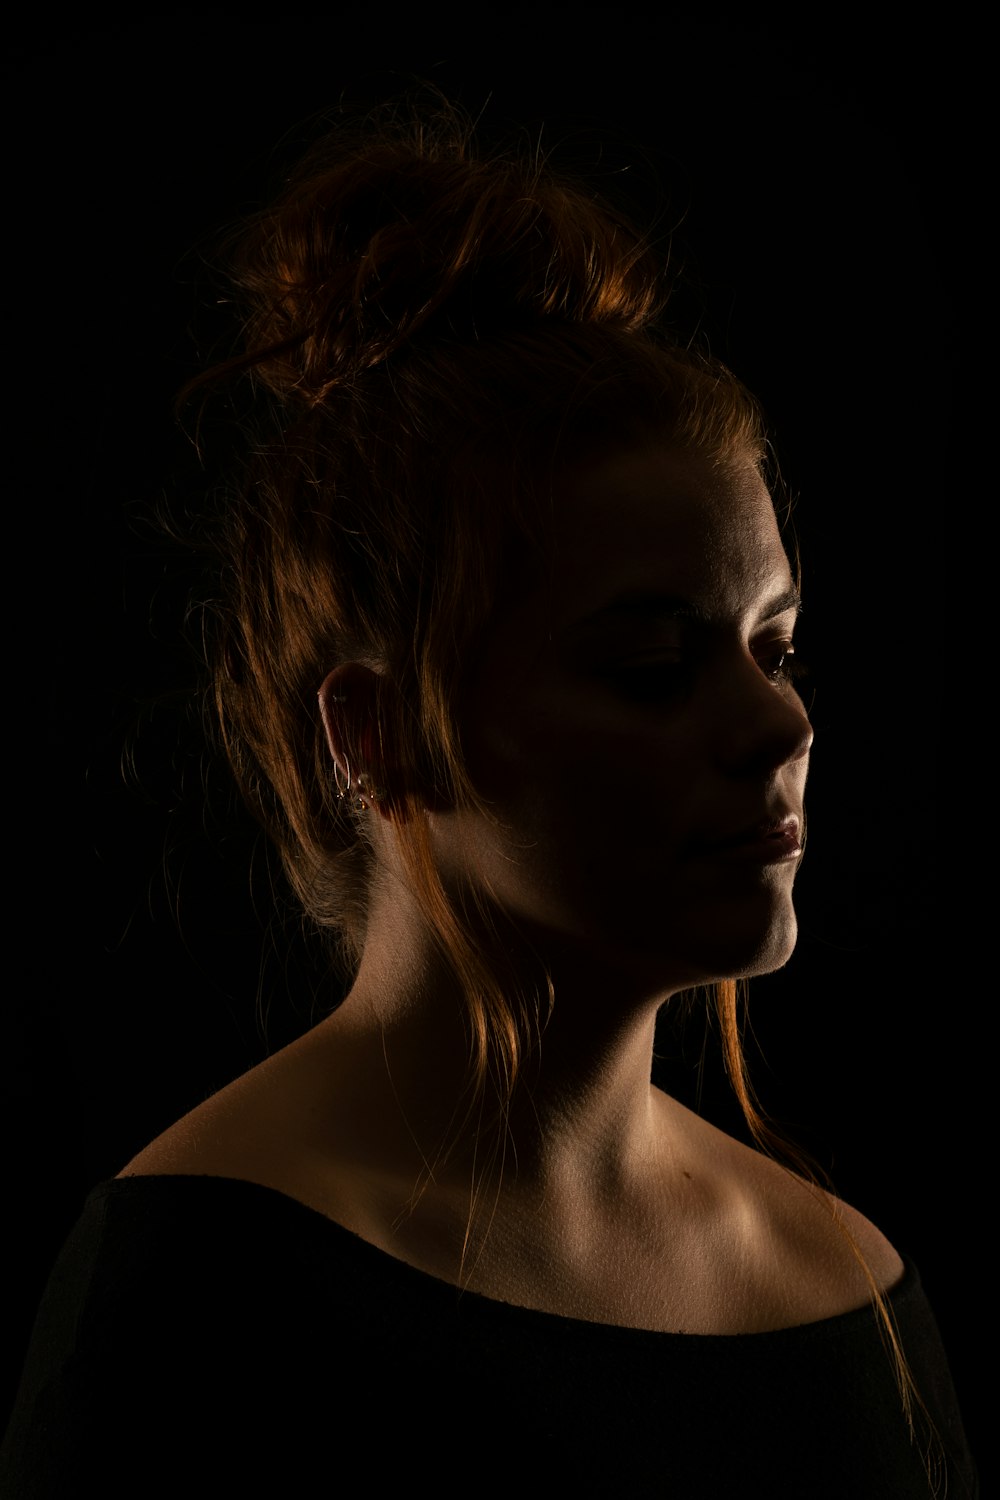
[697,831,803,864]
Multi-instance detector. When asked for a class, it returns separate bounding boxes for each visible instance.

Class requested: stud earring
[354,775,382,812]
[333,759,384,813]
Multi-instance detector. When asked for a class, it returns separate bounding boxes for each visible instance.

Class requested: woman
[3,108,976,1496]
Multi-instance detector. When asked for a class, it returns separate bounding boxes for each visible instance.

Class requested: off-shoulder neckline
[99,1171,914,1344]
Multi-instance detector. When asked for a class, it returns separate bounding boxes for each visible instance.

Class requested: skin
[434,443,811,991]
[122,443,902,1334]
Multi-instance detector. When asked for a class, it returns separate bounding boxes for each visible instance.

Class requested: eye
[756,641,806,684]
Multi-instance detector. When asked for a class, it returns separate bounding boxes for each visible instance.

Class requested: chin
[719,905,800,983]
[656,899,800,991]
[739,922,799,979]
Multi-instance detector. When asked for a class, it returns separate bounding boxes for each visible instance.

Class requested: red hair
[179,106,938,1481]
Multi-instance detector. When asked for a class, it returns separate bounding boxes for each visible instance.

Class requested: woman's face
[430,442,813,996]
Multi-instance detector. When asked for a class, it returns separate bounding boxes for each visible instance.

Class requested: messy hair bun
[223,114,663,405]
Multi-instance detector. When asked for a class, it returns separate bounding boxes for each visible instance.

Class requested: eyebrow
[759,585,803,622]
[574,585,802,632]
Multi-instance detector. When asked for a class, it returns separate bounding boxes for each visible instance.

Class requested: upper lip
[691,813,801,854]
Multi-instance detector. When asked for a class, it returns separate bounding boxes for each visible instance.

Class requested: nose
[717,661,813,777]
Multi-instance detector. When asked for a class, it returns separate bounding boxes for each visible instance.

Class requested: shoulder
[118,1092,260,1181]
[820,1189,905,1293]
[657,1094,904,1327]
[739,1141,904,1322]
[5,1173,415,1498]
[116,1030,377,1238]
[118,1030,326,1182]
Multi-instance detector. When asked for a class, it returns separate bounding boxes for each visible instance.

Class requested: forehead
[546,443,791,628]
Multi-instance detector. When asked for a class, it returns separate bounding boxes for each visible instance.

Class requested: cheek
[469,669,706,837]
[465,702,699,921]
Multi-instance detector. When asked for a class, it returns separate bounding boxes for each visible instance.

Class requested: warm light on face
[431,444,813,997]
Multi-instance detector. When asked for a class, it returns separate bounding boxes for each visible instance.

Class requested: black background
[7,7,979,1470]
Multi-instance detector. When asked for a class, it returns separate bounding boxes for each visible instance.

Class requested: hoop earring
[333,757,352,803]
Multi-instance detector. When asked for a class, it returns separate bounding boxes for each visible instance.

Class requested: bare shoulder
[820,1187,905,1291]
[117,1032,326,1183]
[115,1024,379,1243]
[117,1073,270,1181]
[738,1134,905,1314]
[654,1092,904,1326]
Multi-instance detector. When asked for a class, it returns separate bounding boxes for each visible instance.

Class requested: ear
[318,663,393,818]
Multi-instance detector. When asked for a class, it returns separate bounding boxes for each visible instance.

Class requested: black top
[3,1175,977,1497]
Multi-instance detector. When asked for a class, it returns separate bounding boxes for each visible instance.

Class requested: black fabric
[3,1175,977,1497]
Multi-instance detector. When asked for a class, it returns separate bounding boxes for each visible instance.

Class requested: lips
[690,814,803,863]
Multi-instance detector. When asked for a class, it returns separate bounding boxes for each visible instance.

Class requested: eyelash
[756,644,807,684]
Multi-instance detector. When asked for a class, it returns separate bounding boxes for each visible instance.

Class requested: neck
[318,866,679,1210]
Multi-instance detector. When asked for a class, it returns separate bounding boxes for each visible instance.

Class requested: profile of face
[428,443,813,996]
